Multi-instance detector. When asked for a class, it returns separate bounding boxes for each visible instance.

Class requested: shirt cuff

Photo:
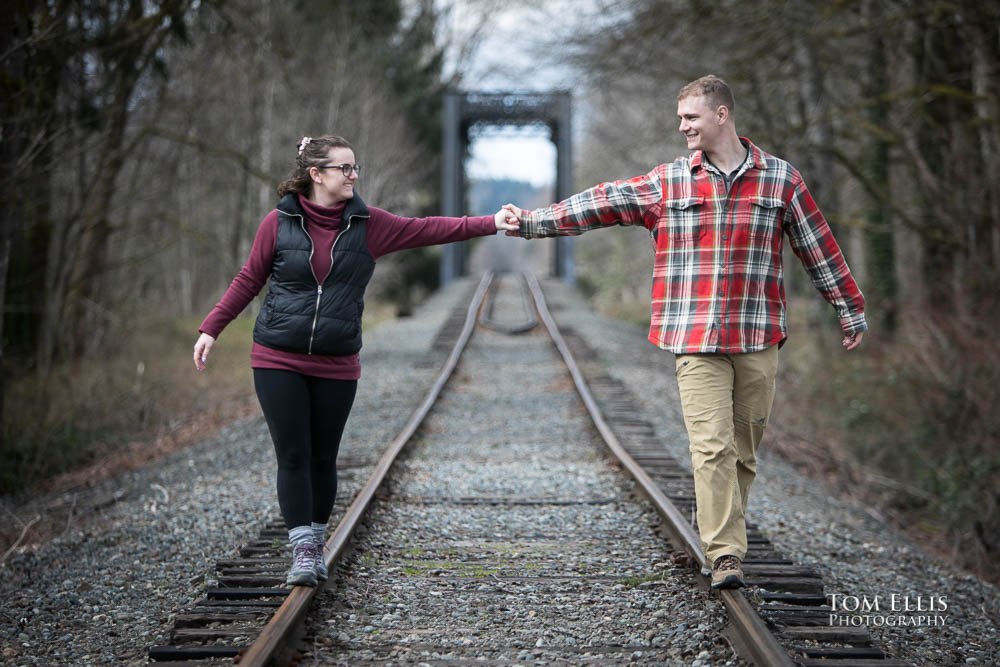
[518,210,545,239]
[199,323,224,339]
[840,311,868,336]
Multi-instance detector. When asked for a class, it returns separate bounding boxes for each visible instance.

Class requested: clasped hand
[493,205,521,233]
[499,204,523,236]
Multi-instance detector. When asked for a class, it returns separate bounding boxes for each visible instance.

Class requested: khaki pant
[674,345,778,563]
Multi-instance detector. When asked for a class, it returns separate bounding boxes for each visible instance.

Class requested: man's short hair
[678,75,735,115]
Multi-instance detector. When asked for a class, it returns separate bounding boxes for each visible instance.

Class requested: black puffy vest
[253,193,375,355]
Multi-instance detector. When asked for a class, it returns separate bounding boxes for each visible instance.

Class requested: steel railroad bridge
[439,90,575,285]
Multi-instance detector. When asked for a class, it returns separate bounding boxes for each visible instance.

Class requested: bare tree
[0,1,195,375]
[107,0,451,323]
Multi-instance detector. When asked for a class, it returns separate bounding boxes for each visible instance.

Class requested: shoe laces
[292,542,317,569]
[714,555,740,571]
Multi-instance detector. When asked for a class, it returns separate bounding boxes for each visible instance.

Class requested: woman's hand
[193,333,216,371]
[501,203,523,236]
[494,207,520,233]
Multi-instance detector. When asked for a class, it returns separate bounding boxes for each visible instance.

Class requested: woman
[193,135,518,586]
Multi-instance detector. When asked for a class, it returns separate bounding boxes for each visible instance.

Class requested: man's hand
[842,331,864,350]
[502,203,523,236]
[493,207,519,232]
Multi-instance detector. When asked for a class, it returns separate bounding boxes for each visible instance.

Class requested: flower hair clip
[297,136,312,156]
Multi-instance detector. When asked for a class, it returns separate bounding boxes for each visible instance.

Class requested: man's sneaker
[314,540,328,582]
[710,555,745,589]
[286,542,319,587]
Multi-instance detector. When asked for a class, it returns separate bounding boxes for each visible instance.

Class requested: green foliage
[621,569,670,588]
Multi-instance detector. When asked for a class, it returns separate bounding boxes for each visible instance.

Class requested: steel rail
[238,272,495,667]
[524,271,795,667]
[478,272,539,334]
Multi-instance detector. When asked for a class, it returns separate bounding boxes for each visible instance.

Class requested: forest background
[2,0,998,583]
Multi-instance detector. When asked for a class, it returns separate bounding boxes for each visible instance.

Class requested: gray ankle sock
[288,525,313,547]
[311,522,327,545]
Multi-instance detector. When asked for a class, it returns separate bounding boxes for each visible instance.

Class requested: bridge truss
[440,91,575,284]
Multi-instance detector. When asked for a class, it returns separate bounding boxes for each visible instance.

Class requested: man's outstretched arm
[503,167,665,239]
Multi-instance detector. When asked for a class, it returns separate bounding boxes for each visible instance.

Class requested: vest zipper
[299,216,353,355]
[308,285,322,355]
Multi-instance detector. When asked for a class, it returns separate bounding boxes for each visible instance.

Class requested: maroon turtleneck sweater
[199,193,496,379]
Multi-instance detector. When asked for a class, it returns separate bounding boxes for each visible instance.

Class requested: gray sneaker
[314,540,328,582]
[286,542,319,587]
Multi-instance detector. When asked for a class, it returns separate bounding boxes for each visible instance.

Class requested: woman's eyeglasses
[318,163,361,177]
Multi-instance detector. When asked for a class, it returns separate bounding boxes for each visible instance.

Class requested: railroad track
[149,272,912,666]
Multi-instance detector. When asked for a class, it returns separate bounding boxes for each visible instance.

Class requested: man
[504,75,865,589]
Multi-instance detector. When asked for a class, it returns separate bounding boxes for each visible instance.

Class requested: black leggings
[253,368,357,529]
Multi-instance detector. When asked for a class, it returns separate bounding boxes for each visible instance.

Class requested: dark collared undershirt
[706,147,750,191]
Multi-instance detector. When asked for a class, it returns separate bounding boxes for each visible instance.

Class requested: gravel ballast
[305,276,743,666]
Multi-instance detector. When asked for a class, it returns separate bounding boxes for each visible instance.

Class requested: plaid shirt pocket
[654,196,705,247]
[742,196,784,248]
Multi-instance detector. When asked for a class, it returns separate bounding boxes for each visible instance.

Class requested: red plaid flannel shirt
[519,139,867,353]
